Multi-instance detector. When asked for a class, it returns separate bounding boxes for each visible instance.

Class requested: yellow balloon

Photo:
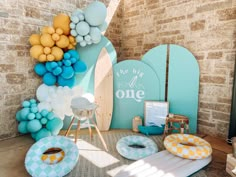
[41,26,55,34]
[51,47,63,61]
[52,33,60,41]
[30,45,44,59]
[56,35,69,48]
[44,47,51,54]
[53,14,70,35]
[29,34,41,45]
[56,28,63,35]
[40,34,55,47]
[47,54,55,61]
[38,54,47,62]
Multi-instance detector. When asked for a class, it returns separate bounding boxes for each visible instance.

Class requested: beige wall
[118,0,236,138]
[0,0,235,139]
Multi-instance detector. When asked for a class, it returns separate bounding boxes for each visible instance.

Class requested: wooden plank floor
[0,130,233,177]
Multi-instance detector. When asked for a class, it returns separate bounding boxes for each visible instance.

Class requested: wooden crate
[226,154,236,177]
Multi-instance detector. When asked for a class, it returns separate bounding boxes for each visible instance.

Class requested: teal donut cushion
[25,136,79,177]
[116,135,158,160]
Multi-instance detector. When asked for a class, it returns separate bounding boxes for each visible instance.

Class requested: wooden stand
[65,109,108,152]
[163,114,189,139]
[226,154,236,177]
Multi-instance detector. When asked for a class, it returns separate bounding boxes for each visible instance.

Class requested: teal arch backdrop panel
[111,60,161,129]
[168,44,200,133]
[76,36,117,94]
[142,45,167,101]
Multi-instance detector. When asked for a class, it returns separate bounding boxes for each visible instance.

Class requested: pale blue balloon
[76,35,83,43]
[84,1,107,26]
[20,108,30,120]
[47,112,54,120]
[86,40,92,45]
[40,118,48,125]
[18,121,28,134]
[27,113,36,120]
[76,21,90,36]
[70,29,77,37]
[70,22,76,29]
[84,35,91,42]
[98,21,108,32]
[72,9,83,17]
[30,107,38,113]
[90,27,101,42]
[71,16,79,24]
[78,14,85,21]
[35,113,42,119]
[22,101,30,108]
[80,40,87,47]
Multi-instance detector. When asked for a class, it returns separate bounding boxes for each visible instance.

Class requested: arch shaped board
[168,44,200,133]
[76,36,117,94]
[142,45,168,101]
[111,60,161,129]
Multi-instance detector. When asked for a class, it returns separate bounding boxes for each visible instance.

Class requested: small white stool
[65,97,108,151]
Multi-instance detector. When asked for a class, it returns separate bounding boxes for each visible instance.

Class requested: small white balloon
[84,35,91,42]
[36,84,49,102]
[70,29,77,37]
[82,93,95,103]
[71,16,79,24]
[76,21,90,36]
[70,22,76,29]
[78,14,85,21]
[80,40,87,47]
[72,9,84,17]
[38,102,52,112]
[76,35,83,43]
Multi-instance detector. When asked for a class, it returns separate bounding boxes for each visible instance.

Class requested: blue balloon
[43,73,57,86]
[30,99,36,104]
[16,110,22,121]
[52,66,62,76]
[30,107,38,113]
[35,113,42,119]
[63,60,72,66]
[30,103,37,108]
[50,62,58,69]
[70,57,77,64]
[46,118,63,133]
[40,118,48,125]
[22,101,30,108]
[31,132,37,140]
[45,62,53,72]
[20,108,30,120]
[41,109,49,117]
[18,121,28,134]
[27,113,36,120]
[73,61,87,73]
[61,66,74,79]
[34,63,47,76]
[35,128,51,141]
[67,50,80,60]
[58,61,63,66]
[58,76,75,88]
[47,112,55,120]
[64,53,71,60]
[27,119,42,133]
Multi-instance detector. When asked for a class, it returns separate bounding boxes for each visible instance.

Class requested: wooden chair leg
[65,116,76,136]
[87,120,93,140]
[90,119,108,151]
[75,119,81,143]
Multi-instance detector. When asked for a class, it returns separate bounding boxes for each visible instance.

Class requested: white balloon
[37,102,52,112]
[82,93,95,103]
[72,86,84,97]
[70,29,77,37]
[36,84,49,102]
[76,35,83,43]
[90,27,101,42]
[71,16,79,24]
[80,40,87,47]
[76,21,90,36]
[78,14,85,21]
[70,22,76,29]
[98,21,108,32]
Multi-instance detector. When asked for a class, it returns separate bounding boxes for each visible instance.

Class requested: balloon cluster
[29,14,76,62]
[34,50,87,87]
[70,1,107,47]
[36,84,84,119]
[16,99,63,141]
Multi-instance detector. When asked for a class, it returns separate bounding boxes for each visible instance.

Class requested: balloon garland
[16,1,107,141]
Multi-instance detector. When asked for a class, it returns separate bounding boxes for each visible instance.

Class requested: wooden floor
[0,130,233,177]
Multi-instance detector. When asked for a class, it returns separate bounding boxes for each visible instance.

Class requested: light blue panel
[142,45,167,101]
[111,60,160,129]
[168,44,200,133]
[76,36,117,93]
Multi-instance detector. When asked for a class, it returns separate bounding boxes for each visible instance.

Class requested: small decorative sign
[144,101,169,127]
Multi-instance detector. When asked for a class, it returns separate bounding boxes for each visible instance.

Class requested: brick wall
[0,0,119,140]
[119,0,236,138]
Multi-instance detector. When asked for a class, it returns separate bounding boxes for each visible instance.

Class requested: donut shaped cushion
[164,134,212,159]
[25,136,79,177]
[116,135,158,160]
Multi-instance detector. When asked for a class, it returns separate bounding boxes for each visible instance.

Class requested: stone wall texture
[0,0,235,139]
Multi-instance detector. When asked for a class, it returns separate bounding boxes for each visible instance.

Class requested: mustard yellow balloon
[29,34,41,45]
[38,54,47,62]
[51,47,63,61]
[40,34,55,47]
[30,45,44,59]
[56,35,69,48]
[52,33,60,41]
[56,28,63,35]
[47,54,55,61]
[53,14,70,35]
[44,47,51,54]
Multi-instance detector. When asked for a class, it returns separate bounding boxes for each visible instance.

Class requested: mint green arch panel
[168,44,200,133]
[76,36,117,93]
[142,45,167,101]
[111,60,160,129]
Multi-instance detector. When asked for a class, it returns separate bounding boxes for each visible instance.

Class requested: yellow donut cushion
[164,134,212,159]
